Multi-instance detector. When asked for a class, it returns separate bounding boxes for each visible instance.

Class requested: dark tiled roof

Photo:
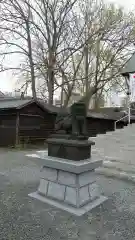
[87,107,126,121]
[37,100,61,114]
[43,104,125,121]
[0,99,33,109]
[87,111,123,120]
[0,98,61,113]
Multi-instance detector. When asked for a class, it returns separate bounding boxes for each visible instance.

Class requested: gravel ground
[0,149,135,239]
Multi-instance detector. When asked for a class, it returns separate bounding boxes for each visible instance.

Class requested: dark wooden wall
[87,117,114,137]
[87,117,126,137]
[18,102,56,143]
[0,114,16,146]
[0,103,56,146]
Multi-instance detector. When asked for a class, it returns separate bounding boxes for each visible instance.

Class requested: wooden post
[16,112,20,145]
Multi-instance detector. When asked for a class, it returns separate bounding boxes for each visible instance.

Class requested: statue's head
[71,102,86,118]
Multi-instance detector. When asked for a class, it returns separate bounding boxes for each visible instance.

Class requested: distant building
[67,92,81,106]
[55,91,105,109]
[106,89,122,107]
[54,92,82,107]
[120,96,128,108]
[54,99,61,107]
[0,91,5,98]
[3,91,13,97]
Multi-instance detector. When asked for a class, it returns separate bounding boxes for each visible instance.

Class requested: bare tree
[0,0,37,98]
[0,0,135,108]
[68,1,135,108]
[23,0,108,104]
[28,0,80,104]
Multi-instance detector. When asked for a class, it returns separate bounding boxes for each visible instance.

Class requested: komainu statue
[54,87,96,140]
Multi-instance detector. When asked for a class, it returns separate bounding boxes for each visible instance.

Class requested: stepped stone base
[28,154,107,216]
[29,192,107,216]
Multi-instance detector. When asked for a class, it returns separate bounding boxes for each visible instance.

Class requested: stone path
[0,149,134,239]
[90,124,135,182]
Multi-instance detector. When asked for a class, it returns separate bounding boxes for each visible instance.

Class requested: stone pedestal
[28,152,107,216]
[47,138,95,161]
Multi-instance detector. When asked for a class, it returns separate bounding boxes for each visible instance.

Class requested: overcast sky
[0,0,135,93]
[107,0,135,10]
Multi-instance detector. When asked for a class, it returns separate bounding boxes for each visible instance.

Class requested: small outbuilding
[87,109,127,137]
[0,98,59,146]
[0,97,130,147]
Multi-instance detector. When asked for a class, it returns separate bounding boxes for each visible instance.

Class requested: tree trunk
[48,49,55,105]
[60,74,64,107]
[84,43,90,109]
[48,70,54,105]
[26,22,36,99]
[94,96,100,109]
[15,112,20,145]
[63,93,70,107]
[94,38,100,109]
